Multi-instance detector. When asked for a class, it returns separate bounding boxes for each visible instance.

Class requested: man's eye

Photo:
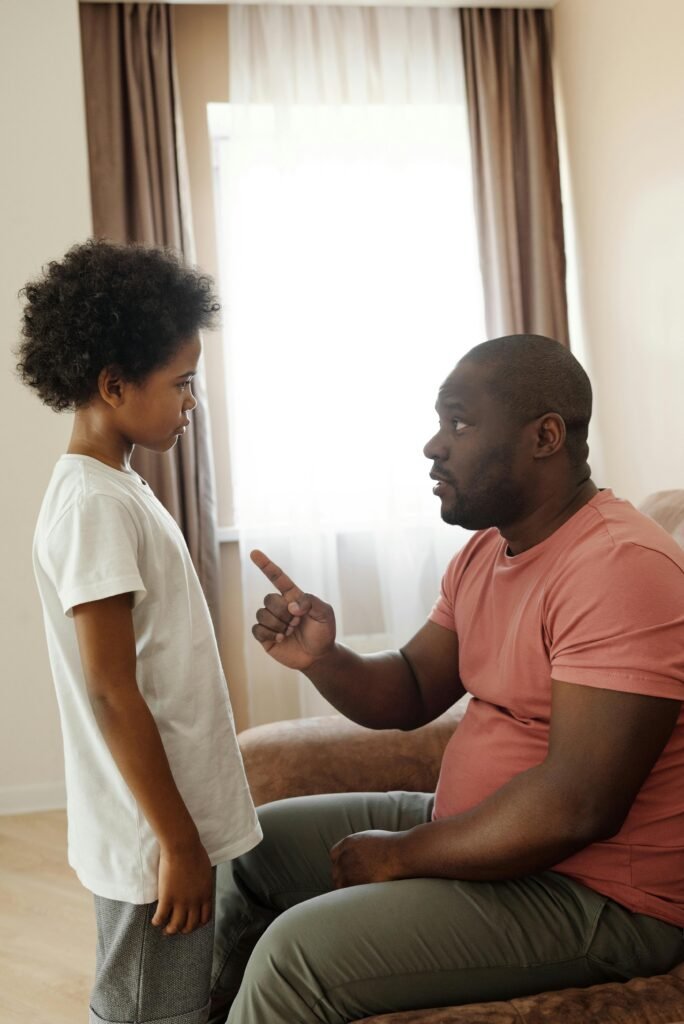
[452,418,468,432]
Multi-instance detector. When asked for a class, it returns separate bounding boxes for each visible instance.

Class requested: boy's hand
[251,550,337,670]
[152,838,213,936]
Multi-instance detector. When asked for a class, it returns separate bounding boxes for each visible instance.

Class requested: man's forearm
[389,763,611,881]
[90,687,200,852]
[304,644,428,730]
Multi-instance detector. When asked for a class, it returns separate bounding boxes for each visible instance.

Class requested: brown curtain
[79,2,220,626]
[460,8,570,347]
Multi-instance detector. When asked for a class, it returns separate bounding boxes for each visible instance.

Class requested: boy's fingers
[181,906,200,935]
[152,898,171,928]
[200,900,213,926]
[164,904,187,936]
[250,550,305,605]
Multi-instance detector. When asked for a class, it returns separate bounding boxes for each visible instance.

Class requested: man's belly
[433,696,550,819]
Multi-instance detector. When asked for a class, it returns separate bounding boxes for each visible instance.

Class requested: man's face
[423,359,531,531]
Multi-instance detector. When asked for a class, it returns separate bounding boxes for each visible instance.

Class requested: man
[211,335,684,1024]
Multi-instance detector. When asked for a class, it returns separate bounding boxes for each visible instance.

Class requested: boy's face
[118,336,202,452]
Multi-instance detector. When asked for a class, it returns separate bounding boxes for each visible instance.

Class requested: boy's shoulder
[38,455,144,536]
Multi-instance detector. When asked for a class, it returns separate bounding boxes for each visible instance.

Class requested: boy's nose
[185,391,198,412]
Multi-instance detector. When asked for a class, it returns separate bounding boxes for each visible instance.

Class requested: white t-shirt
[33,454,262,903]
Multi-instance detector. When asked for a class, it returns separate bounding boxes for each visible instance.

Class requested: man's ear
[98,366,127,409]
[533,413,566,459]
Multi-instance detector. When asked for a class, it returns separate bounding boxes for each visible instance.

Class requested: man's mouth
[430,471,452,496]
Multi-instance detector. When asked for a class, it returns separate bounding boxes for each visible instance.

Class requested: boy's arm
[73,592,212,935]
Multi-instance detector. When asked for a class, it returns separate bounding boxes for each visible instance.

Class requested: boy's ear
[98,366,127,408]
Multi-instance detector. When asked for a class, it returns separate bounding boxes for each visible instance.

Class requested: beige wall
[554,0,684,504]
[1,0,92,811]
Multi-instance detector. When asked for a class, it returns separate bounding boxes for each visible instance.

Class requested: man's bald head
[459,334,592,470]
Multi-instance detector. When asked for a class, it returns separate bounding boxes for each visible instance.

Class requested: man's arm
[250,550,465,729]
[73,593,212,934]
[331,680,681,886]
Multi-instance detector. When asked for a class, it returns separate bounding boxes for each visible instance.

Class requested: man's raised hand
[250,550,337,670]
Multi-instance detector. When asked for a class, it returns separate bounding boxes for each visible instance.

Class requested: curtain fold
[460,8,570,346]
[79,3,220,626]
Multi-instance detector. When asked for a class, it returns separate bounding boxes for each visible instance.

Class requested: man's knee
[229,799,306,901]
[231,904,329,1022]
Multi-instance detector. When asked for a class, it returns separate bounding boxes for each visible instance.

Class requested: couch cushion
[639,489,684,546]
[239,704,464,806]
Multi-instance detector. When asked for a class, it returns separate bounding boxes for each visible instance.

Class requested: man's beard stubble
[439,443,526,532]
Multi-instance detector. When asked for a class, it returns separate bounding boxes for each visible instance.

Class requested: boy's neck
[68,409,133,473]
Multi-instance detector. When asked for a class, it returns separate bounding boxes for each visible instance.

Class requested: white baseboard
[0,782,67,815]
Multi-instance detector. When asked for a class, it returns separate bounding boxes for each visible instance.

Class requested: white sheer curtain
[211,6,485,726]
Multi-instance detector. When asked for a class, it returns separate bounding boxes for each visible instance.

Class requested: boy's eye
[177,379,192,391]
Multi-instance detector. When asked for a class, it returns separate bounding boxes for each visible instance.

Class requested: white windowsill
[217,526,240,544]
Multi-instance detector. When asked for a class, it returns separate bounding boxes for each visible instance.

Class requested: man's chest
[454,563,554,721]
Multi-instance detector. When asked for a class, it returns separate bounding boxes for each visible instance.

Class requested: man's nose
[423,431,446,460]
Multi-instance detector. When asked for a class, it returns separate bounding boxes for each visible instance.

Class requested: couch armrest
[238,701,466,806]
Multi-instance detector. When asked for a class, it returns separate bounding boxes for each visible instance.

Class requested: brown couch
[237,490,684,1024]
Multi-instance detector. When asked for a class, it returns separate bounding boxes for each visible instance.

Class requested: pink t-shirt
[429,490,684,926]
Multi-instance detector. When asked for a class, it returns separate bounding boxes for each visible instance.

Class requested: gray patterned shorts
[90,871,216,1024]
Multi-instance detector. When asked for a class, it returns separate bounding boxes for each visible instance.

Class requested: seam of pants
[307,896,614,1018]
[135,905,152,1021]
[309,954,597,1018]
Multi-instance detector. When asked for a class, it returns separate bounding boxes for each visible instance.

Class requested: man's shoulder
[567,491,684,573]
[545,492,684,619]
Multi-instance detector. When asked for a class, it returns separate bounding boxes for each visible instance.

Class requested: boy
[18,240,261,1024]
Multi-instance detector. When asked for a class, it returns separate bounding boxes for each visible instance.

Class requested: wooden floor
[0,810,95,1023]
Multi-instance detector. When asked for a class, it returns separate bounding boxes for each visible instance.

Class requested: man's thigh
[230,870,683,1024]
[231,790,434,911]
[211,789,434,1018]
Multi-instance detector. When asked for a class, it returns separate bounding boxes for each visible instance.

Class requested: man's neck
[500,478,598,556]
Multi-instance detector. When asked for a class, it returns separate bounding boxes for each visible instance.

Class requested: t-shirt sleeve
[430,544,466,630]
[429,568,457,632]
[42,494,147,616]
[548,542,684,699]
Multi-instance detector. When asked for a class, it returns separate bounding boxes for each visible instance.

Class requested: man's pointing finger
[250,550,307,607]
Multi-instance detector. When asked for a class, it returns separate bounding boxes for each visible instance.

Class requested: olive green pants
[210,792,684,1024]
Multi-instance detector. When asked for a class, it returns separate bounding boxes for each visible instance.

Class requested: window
[209,100,484,721]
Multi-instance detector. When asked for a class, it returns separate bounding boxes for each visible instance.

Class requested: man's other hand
[251,550,337,670]
[330,830,403,888]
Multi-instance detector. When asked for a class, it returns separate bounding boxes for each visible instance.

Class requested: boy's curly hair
[17,239,220,411]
